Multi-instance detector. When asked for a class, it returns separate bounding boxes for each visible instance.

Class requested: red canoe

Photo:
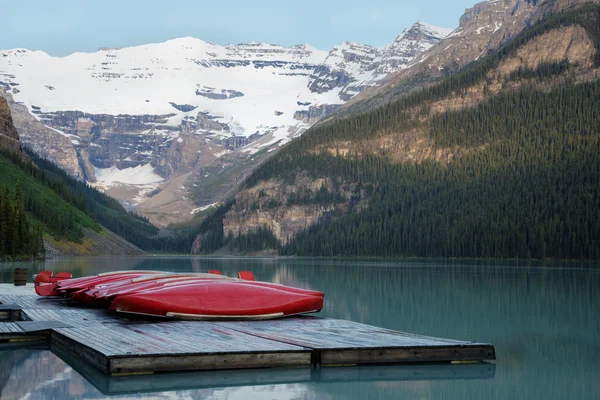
[93,275,229,301]
[75,275,229,307]
[110,280,324,320]
[55,271,166,294]
[148,279,325,299]
[34,271,73,297]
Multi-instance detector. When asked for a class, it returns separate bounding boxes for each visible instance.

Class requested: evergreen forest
[198,5,600,259]
[0,182,45,260]
[0,148,198,256]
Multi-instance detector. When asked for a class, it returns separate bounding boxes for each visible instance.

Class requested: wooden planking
[110,351,311,374]
[24,308,121,326]
[1,293,497,374]
[0,322,23,334]
[0,303,22,310]
[217,318,496,365]
[59,343,312,395]
[0,284,36,297]
[0,321,49,344]
[53,322,311,374]
[317,344,496,365]
[217,318,482,348]
[17,321,73,332]
[0,294,69,310]
[0,304,22,321]
[52,328,110,373]
[53,321,308,355]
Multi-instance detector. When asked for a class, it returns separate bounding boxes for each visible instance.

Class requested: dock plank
[217,318,473,348]
[0,303,22,321]
[0,294,69,310]
[0,321,48,344]
[17,321,73,332]
[217,318,496,365]
[24,309,120,326]
[53,322,311,374]
[2,293,496,374]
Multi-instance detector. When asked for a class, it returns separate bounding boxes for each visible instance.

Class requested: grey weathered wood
[52,343,313,394]
[16,321,73,332]
[24,309,120,326]
[52,322,310,374]
[0,321,49,344]
[217,318,496,365]
[0,303,22,311]
[2,293,497,374]
[0,322,22,333]
[0,304,22,321]
[0,294,69,310]
[319,345,496,365]
[52,329,110,373]
[110,351,311,374]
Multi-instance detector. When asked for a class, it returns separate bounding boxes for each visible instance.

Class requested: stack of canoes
[33,270,324,320]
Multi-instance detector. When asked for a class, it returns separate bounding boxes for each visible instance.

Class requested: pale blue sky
[2,0,476,56]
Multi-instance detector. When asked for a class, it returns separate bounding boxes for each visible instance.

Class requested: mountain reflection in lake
[1,257,598,399]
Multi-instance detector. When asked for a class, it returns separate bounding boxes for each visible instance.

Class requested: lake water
[1,257,598,399]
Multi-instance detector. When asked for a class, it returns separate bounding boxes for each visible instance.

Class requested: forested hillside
[0,181,45,260]
[0,147,202,255]
[1,94,202,257]
[193,4,600,259]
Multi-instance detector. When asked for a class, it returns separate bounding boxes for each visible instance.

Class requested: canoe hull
[110,281,323,320]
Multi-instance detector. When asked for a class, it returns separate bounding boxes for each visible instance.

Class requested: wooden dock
[0,288,496,376]
[56,346,496,395]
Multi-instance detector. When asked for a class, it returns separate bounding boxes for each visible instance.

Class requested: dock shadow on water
[1,348,496,399]
[1,257,599,399]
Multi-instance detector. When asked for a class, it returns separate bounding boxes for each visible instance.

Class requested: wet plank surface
[1,293,496,374]
[24,308,121,326]
[55,321,306,356]
[0,294,70,310]
[218,318,476,348]
[0,322,23,333]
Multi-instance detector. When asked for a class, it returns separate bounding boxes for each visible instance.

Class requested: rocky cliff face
[340,0,538,114]
[0,95,20,151]
[0,90,83,178]
[308,22,451,101]
[341,0,599,115]
[222,177,360,244]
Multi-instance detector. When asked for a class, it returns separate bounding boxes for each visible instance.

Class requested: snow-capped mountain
[0,22,451,225]
[309,22,453,100]
[1,39,330,140]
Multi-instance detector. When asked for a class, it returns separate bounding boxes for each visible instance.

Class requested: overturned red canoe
[110,280,324,320]
[93,275,229,301]
[34,271,73,297]
[56,271,166,294]
[75,275,229,307]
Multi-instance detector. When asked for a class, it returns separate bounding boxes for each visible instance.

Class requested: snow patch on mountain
[95,164,163,187]
[0,22,452,216]
[0,22,450,142]
[308,22,452,100]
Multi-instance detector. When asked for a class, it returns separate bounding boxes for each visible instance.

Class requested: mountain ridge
[0,21,451,226]
[334,0,599,118]
[193,2,600,259]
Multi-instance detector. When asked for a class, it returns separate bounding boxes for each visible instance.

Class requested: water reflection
[0,349,495,399]
[1,258,599,399]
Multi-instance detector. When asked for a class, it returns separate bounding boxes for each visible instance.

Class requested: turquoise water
[1,257,599,399]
